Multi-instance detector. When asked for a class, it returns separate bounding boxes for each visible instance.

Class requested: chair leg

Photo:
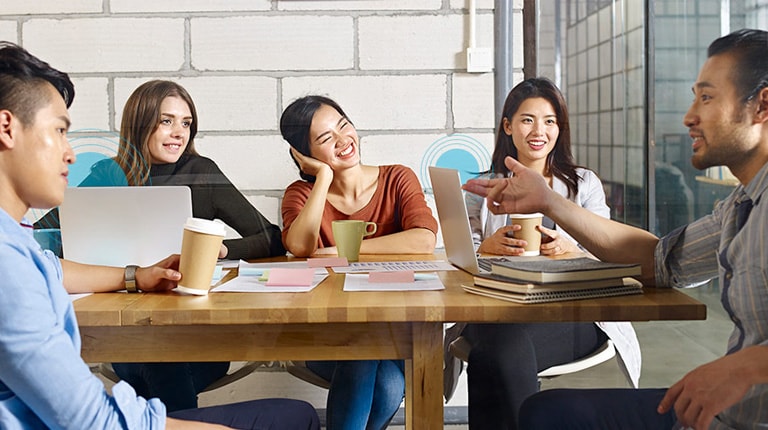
[443,323,466,402]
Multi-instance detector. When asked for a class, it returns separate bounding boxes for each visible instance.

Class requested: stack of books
[463,257,643,304]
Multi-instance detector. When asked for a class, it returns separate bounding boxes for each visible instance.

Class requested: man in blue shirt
[464,28,768,430]
[0,42,320,430]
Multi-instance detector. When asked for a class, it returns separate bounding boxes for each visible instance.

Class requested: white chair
[95,361,265,393]
[444,333,616,401]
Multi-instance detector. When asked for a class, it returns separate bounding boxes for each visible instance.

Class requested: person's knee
[518,389,578,429]
[281,400,321,429]
[375,361,405,401]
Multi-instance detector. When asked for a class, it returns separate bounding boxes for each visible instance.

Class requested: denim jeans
[307,359,405,430]
[112,361,230,412]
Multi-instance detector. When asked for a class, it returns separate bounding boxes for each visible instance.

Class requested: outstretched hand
[134,254,182,292]
[462,156,551,215]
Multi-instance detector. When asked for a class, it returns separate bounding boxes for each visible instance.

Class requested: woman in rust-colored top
[279,95,437,430]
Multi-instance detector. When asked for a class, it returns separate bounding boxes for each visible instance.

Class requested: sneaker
[443,323,467,402]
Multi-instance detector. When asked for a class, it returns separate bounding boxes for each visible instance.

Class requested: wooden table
[75,254,706,430]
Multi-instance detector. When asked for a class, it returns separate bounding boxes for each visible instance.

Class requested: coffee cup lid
[508,213,543,219]
[184,217,226,236]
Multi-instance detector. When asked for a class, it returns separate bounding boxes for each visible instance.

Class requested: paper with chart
[211,260,328,293]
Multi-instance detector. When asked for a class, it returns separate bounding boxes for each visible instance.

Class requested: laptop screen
[59,186,192,267]
[428,166,482,274]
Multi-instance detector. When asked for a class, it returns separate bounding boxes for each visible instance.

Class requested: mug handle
[363,222,377,237]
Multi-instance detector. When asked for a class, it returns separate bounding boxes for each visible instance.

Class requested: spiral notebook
[462,278,643,304]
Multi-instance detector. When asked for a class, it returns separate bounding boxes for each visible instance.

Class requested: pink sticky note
[368,271,415,283]
[265,268,316,286]
[307,257,349,268]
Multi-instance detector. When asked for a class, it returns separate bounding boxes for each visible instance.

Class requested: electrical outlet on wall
[466,47,493,73]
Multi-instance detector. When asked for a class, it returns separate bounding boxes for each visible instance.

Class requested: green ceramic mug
[331,220,377,262]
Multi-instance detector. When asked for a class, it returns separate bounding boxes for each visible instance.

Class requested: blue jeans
[112,361,229,412]
[170,398,320,429]
[307,360,405,430]
[518,388,677,429]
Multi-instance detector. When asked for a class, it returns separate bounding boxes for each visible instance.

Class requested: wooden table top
[74,254,706,327]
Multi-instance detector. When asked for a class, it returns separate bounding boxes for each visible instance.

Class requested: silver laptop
[59,186,192,267]
[428,166,512,274]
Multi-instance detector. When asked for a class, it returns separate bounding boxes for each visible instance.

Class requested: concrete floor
[96,281,729,429]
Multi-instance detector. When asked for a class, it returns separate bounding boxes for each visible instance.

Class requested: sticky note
[307,257,349,268]
[368,271,415,283]
[239,267,266,277]
[265,268,315,286]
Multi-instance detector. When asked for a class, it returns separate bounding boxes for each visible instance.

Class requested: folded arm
[359,227,436,254]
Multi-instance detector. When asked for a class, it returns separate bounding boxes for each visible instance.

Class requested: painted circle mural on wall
[29,130,121,224]
[419,134,492,190]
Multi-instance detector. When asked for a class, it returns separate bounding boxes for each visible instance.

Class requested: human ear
[0,110,16,150]
[754,87,768,124]
[502,117,513,136]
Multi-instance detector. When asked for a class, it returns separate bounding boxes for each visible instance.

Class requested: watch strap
[125,265,140,293]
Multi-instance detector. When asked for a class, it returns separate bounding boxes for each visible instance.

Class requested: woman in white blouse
[456,77,641,430]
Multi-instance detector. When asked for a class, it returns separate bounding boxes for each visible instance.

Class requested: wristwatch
[124,265,140,293]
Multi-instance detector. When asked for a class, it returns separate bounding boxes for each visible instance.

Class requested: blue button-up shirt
[656,162,768,429]
[0,209,166,429]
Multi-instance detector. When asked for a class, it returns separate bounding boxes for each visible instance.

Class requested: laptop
[59,186,193,267]
[428,166,513,274]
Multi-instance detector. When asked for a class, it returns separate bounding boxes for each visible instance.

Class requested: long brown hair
[116,80,199,185]
[489,77,581,198]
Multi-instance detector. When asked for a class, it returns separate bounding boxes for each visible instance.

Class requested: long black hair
[488,77,581,198]
[280,95,352,182]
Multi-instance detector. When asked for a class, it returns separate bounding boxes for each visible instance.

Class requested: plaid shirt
[656,161,768,429]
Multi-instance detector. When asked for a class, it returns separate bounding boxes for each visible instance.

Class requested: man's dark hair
[708,29,768,104]
[0,41,74,126]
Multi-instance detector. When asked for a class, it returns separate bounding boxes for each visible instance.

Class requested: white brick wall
[114,77,278,131]
[359,14,494,70]
[111,0,271,13]
[24,19,185,73]
[1,0,102,15]
[3,1,525,227]
[0,21,17,44]
[280,1,442,11]
[283,75,448,130]
[192,16,354,71]
[453,73,495,129]
[69,78,110,132]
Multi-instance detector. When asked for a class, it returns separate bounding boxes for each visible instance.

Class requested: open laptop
[59,186,192,267]
[429,166,514,274]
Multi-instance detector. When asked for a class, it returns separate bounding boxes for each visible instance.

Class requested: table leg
[405,322,443,430]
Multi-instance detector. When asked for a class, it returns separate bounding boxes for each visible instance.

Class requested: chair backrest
[96,362,264,393]
[448,335,617,379]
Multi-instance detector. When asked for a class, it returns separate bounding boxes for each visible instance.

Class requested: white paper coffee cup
[176,218,226,295]
[509,213,543,256]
